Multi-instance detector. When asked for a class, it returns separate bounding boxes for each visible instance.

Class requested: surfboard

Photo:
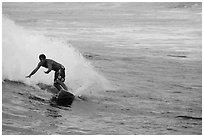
[51,89,75,107]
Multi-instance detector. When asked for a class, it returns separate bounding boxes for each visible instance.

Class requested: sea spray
[2,16,112,96]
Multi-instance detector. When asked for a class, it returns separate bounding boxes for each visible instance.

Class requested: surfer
[26,54,68,91]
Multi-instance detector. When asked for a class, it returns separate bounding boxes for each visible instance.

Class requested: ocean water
[2,2,202,135]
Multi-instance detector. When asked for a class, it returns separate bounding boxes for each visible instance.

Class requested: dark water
[2,2,202,135]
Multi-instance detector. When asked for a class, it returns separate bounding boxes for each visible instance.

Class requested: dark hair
[39,54,46,60]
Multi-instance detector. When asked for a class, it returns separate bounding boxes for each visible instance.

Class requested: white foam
[2,16,112,95]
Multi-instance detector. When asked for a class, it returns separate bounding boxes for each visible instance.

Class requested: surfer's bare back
[26,54,67,91]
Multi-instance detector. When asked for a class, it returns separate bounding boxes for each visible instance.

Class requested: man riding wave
[26,54,68,92]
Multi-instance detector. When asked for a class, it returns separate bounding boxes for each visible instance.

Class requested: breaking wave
[2,16,112,96]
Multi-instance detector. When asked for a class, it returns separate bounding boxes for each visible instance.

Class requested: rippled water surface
[2,2,202,135]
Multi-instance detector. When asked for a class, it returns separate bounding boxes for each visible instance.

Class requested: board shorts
[54,66,65,83]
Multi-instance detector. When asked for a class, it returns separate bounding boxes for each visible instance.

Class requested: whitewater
[2,16,111,96]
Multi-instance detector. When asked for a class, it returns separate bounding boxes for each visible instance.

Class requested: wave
[2,16,112,96]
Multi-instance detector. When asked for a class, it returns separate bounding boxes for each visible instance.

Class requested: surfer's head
[39,54,46,61]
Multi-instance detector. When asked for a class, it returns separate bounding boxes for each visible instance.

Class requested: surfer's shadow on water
[17,88,72,115]
[45,108,63,118]
[13,81,98,119]
[16,91,60,118]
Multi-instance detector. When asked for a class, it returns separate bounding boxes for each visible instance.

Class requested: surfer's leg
[54,81,62,91]
[54,71,62,91]
[53,68,67,91]
[56,79,67,90]
[57,68,67,90]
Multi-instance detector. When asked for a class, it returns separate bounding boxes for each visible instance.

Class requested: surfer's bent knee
[54,79,64,84]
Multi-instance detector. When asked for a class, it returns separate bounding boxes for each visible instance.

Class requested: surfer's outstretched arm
[26,64,41,78]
